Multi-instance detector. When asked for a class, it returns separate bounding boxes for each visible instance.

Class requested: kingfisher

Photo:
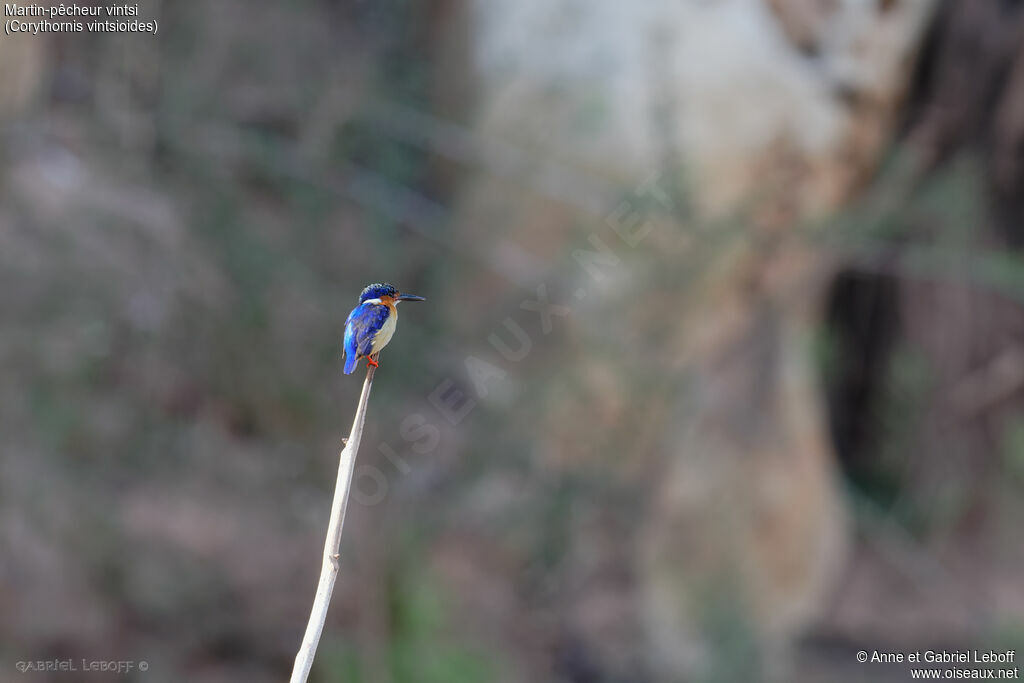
[343,283,425,374]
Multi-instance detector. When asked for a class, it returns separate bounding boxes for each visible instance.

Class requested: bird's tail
[343,353,359,375]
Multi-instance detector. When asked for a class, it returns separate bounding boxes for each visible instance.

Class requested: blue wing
[343,302,389,374]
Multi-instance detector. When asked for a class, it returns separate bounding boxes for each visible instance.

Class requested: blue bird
[343,283,425,375]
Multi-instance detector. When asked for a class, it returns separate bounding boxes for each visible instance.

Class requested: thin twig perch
[290,364,376,683]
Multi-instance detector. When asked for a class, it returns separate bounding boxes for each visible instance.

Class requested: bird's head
[358,282,426,306]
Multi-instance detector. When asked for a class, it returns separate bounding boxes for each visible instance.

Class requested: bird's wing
[344,302,390,358]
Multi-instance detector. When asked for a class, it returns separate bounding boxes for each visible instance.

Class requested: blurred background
[2,1,1024,681]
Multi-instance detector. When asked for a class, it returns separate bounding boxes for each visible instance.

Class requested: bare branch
[290,364,376,683]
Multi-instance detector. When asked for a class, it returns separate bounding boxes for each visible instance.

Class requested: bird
[343,283,425,374]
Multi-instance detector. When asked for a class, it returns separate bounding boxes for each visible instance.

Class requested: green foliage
[313,570,499,683]
[999,416,1024,485]
[872,345,932,483]
[694,581,764,683]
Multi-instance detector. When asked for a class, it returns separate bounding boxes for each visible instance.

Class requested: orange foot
[366,357,379,368]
